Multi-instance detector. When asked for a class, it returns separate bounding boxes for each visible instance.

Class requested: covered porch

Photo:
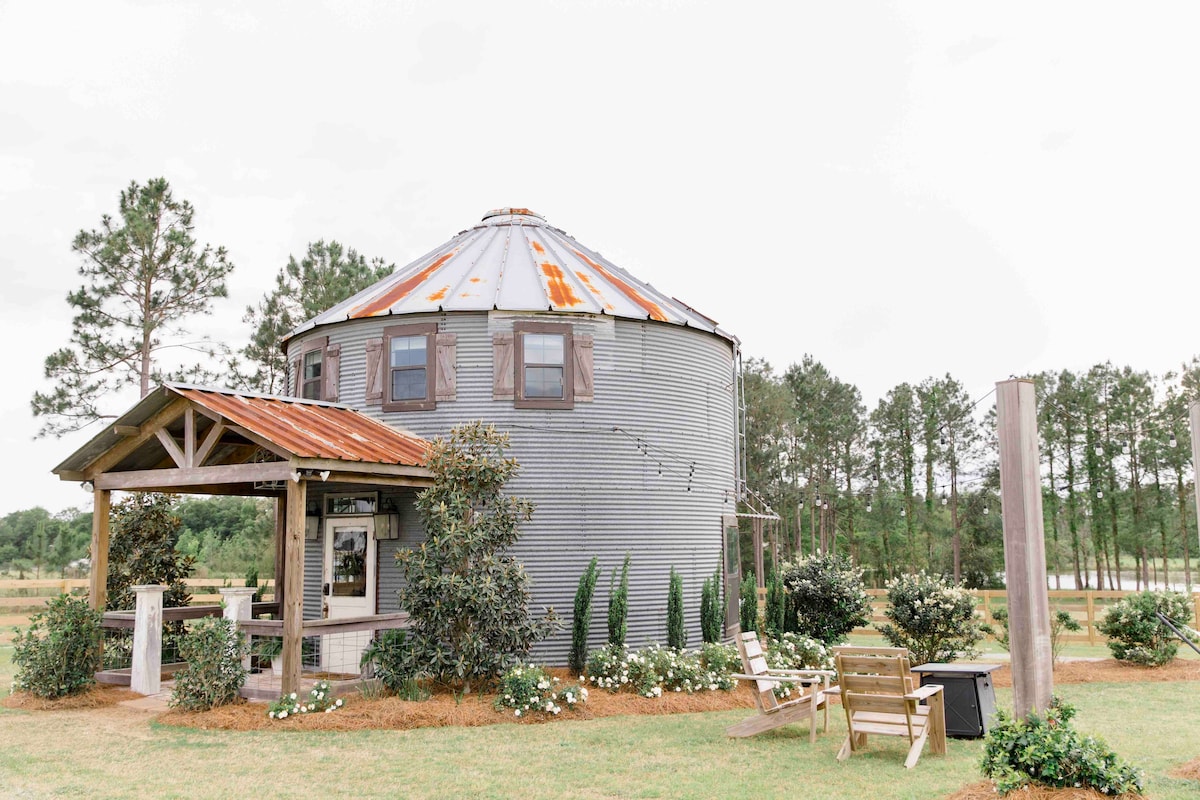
[53,383,435,696]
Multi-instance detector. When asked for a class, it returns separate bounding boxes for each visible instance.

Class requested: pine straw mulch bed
[2,683,139,711]
[158,670,758,732]
[941,781,1144,800]
[1168,756,1200,781]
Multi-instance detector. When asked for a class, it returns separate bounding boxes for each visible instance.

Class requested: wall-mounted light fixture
[373,497,401,540]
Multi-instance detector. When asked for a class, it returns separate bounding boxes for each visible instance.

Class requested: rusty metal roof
[53,384,431,477]
[171,386,431,466]
[286,208,732,343]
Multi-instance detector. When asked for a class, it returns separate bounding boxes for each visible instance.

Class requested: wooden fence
[0,577,274,617]
[757,587,1200,646]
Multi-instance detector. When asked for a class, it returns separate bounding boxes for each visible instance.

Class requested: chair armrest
[906,684,943,701]
[731,673,823,685]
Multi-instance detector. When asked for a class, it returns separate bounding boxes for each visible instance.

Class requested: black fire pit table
[909,662,1002,738]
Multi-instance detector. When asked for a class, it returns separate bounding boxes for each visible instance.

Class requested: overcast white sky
[2,1,1198,518]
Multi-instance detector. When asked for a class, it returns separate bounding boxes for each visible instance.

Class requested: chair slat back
[737,631,781,712]
[835,650,917,743]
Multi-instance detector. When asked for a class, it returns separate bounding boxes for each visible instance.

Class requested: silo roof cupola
[287,208,730,343]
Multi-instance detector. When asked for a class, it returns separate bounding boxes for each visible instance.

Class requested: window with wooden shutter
[364,338,384,406]
[492,331,514,400]
[297,337,328,400]
[290,357,301,397]
[515,321,573,410]
[383,322,436,412]
[435,333,457,402]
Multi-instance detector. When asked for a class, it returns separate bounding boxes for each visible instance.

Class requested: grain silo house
[282,208,739,662]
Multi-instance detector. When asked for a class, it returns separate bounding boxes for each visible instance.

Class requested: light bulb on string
[1095,445,1103,457]
[866,503,873,513]
[900,509,907,518]
[1097,490,1104,499]
[982,506,989,515]
[1169,435,1178,448]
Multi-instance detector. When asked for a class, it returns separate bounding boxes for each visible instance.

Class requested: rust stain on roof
[531,241,545,254]
[175,387,430,467]
[350,251,457,318]
[469,277,482,284]
[540,261,583,308]
[573,249,666,321]
[426,285,449,303]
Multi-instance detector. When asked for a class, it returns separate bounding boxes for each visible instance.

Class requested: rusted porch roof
[53,383,433,493]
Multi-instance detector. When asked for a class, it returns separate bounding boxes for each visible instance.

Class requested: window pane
[391,335,426,368]
[392,367,427,400]
[303,350,323,379]
[524,366,563,398]
[524,333,563,365]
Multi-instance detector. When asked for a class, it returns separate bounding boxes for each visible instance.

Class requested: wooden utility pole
[752,516,765,588]
[996,379,1054,719]
[1190,402,1200,564]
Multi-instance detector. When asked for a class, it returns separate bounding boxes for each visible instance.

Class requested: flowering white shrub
[494,664,587,717]
[585,642,738,696]
[779,553,871,645]
[877,571,983,665]
[267,680,345,719]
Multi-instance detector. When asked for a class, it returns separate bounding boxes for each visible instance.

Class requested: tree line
[740,356,1200,591]
[0,496,274,579]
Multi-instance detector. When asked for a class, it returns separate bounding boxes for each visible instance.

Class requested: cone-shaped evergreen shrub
[569,556,600,674]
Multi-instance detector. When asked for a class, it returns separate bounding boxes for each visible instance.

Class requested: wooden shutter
[572,334,593,402]
[364,337,384,405]
[492,331,514,400]
[435,333,457,402]
[323,344,341,403]
[289,357,301,397]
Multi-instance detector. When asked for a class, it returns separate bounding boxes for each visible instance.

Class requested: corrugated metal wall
[289,311,736,663]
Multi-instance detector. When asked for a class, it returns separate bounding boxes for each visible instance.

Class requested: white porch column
[131,585,167,696]
[220,587,257,673]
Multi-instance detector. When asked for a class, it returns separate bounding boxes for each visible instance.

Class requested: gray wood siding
[288,312,736,662]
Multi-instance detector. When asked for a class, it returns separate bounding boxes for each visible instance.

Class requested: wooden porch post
[996,379,1054,719]
[89,489,111,610]
[282,479,307,695]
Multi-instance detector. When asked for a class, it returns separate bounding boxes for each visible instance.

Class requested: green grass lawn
[1,643,1198,800]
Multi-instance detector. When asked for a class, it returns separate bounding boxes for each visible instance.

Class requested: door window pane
[332,528,367,597]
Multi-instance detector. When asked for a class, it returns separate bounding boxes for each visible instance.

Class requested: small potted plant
[255,636,284,677]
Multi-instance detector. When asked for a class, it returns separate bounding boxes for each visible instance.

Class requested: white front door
[322,516,376,674]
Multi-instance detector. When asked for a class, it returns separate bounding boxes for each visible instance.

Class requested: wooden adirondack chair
[726,631,835,741]
[832,649,946,769]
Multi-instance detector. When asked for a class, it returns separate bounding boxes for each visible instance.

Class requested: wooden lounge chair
[726,631,834,741]
[831,649,946,769]
[830,645,916,694]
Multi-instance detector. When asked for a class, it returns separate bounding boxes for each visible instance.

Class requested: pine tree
[33,178,234,436]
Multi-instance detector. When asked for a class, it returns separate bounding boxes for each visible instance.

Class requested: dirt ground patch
[1168,756,1200,781]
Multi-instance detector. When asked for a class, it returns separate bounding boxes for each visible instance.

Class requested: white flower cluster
[496,664,588,718]
[267,680,345,720]
[585,643,738,697]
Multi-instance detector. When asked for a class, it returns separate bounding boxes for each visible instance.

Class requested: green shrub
[360,629,428,699]
[584,643,737,695]
[666,566,686,649]
[877,571,982,664]
[779,553,870,645]
[982,606,1081,663]
[1096,590,1195,666]
[11,594,102,699]
[699,642,739,690]
[700,569,722,644]
[396,423,560,693]
[981,698,1143,795]
[267,680,344,719]
[170,616,246,711]
[739,573,758,632]
[607,552,630,647]
[569,557,600,674]
[106,493,194,613]
[494,664,587,717]
[764,567,786,637]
